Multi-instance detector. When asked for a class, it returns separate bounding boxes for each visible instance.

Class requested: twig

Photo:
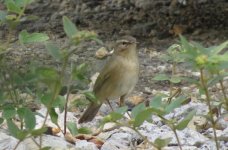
[13,140,21,150]
[200,69,220,150]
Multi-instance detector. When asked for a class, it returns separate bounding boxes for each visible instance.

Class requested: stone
[75,140,99,150]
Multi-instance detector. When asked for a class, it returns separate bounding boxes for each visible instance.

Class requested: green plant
[100,95,195,150]
[178,35,228,150]
[0,1,50,149]
[100,36,227,150]
[0,1,100,149]
[153,44,184,103]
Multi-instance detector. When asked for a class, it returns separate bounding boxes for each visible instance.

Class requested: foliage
[0,1,99,149]
[0,0,50,144]
[0,1,227,150]
[102,36,227,149]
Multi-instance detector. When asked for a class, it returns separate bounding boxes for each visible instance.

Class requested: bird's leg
[120,95,132,118]
[119,95,126,107]
[106,99,114,111]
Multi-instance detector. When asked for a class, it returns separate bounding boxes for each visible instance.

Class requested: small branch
[172,128,182,150]
[219,79,228,109]
[63,85,71,135]
[200,69,220,150]
[31,137,41,148]
[115,121,158,149]
[13,140,21,150]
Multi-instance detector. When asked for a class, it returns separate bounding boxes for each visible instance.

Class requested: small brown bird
[78,36,139,123]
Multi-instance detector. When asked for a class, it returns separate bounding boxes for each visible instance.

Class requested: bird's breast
[95,55,139,101]
[109,57,139,98]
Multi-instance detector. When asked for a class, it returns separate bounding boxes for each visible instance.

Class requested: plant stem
[115,121,158,149]
[168,62,177,103]
[63,84,71,135]
[218,79,228,110]
[172,128,182,150]
[58,53,73,135]
[31,137,41,148]
[42,55,68,127]
[159,115,182,150]
[200,69,220,150]
[13,140,21,150]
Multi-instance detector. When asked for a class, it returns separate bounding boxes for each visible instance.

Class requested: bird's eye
[122,42,128,45]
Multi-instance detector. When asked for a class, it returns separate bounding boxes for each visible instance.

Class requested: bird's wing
[93,56,119,94]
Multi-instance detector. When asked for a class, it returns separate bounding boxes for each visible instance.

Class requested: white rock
[101,127,141,150]
[0,129,76,150]
[163,146,198,150]
[75,140,98,150]
[101,140,131,150]
[0,131,27,150]
[139,122,210,147]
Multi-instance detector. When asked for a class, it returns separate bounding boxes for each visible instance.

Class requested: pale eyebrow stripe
[116,40,132,43]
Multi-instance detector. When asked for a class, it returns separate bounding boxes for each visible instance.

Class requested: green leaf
[40,147,51,150]
[115,106,128,114]
[191,41,207,54]
[207,74,226,87]
[109,112,124,121]
[165,96,186,114]
[7,120,19,137]
[19,30,49,45]
[0,118,4,125]
[7,120,28,140]
[24,108,36,130]
[181,77,199,85]
[17,107,25,123]
[150,96,163,108]
[78,127,92,134]
[36,67,58,80]
[209,41,228,55]
[31,127,48,136]
[169,76,181,83]
[6,1,22,14]
[133,108,153,128]
[21,15,39,22]
[56,95,66,112]
[153,74,169,81]
[179,35,192,52]
[103,112,124,123]
[150,107,166,115]
[67,121,78,136]
[0,10,7,22]
[46,42,62,61]
[2,106,16,119]
[179,35,198,59]
[41,93,52,106]
[0,91,5,104]
[83,91,97,103]
[72,30,97,44]
[131,103,145,118]
[73,63,88,81]
[209,53,228,63]
[49,108,58,124]
[35,67,61,91]
[42,95,65,109]
[15,0,33,6]
[63,16,77,38]
[154,137,172,148]
[175,109,196,130]
[90,37,103,45]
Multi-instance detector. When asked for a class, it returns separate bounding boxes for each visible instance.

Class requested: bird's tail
[78,103,102,123]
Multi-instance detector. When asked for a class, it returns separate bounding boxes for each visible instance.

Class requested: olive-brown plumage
[78,36,139,123]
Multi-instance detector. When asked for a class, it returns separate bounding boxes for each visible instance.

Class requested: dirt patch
[1,0,228,99]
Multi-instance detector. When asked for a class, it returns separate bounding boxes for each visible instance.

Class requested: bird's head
[114,36,138,56]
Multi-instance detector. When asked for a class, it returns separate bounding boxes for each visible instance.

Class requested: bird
[78,35,139,123]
